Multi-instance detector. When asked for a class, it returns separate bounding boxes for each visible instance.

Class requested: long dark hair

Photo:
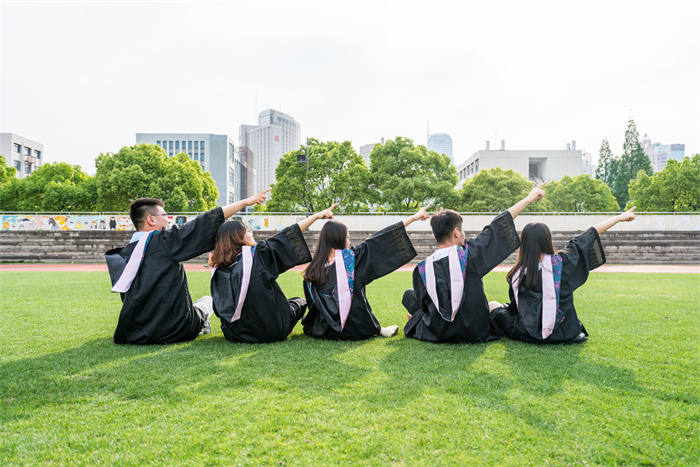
[507,223,555,291]
[211,221,254,268]
[303,220,348,284]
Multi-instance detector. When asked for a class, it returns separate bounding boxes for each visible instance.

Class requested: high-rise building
[428,133,453,163]
[135,133,253,207]
[239,109,301,193]
[642,134,686,172]
[359,138,384,168]
[1,133,43,178]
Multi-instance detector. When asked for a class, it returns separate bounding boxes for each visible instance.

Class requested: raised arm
[298,203,338,232]
[507,182,547,219]
[221,188,271,219]
[593,207,636,234]
[403,202,432,227]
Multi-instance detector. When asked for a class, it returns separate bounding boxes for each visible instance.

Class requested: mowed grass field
[0,270,698,466]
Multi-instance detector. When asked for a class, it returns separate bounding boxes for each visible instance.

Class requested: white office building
[1,133,43,178]
[457,140,583,186]
[136,133,253,207]
[359,138,384,168]
[239,109,301,193]
[428,133,453,163]
[643,134,685,172]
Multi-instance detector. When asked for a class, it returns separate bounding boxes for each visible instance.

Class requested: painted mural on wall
[1,215,139,231]
[1,214,698,232]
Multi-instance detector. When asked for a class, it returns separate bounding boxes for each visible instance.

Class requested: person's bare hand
[619,206,636,222]
[247,188,271,206]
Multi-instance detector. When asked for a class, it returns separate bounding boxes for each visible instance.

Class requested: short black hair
[129,198,165,230]
[430,209,463,244]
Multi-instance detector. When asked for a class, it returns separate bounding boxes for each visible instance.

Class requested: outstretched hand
[414,202,432,222]
[316,203,338,220]
[528,182,547,202]
[619,206,636,222]
[247,188,271,206]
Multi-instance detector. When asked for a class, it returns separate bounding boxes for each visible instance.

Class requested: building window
[200,141,205,150]
[175,141,180,150]
[188,141,192,150]
[14,161,21,171]
[25,147,32,156]
[194,141,199,150]
[169,152,173,157]
[169,141,173,149]
[194,153,198,161]
[14,143,21,153]
[200,154,205,163]
[188,152,192,158]
[25,165,31,174]
[35,150,41,159]
[157,141,161,146]
[182,141,186,150]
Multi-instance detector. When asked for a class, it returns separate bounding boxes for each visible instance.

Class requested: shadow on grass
[0,333,380,419]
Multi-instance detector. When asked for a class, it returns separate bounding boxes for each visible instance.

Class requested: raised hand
[528,182,547,202]
[317,203,338,220]
[247,188,271,206]
[619,206,636,222]
[414,202,432,222]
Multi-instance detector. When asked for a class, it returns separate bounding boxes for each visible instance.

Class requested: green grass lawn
[1,270,698,466]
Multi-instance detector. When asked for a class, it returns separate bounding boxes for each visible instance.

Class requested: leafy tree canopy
[0,155,17,186]
[459,167,548,212]
[628,154,700,212]
[267,139,376,213]
[370,137,458,211]
[94,144,218,212]
[545,174,619,212]
[0,162,96,211]
[611,118,652,209]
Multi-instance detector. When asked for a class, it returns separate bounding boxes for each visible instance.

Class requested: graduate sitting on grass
[402,184,546,343]
[209,200,337,343]
[106,190,270,345]
[489,207,637,344]
[302,204,431,340]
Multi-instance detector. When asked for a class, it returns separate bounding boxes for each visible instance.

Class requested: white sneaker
[380,325,399,337]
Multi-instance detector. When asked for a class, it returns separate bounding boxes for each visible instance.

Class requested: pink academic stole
[511,254,563,339]
[111,231,155,293]
[211,245,256,323]
[334,249,355,330]
[418,245,468,322]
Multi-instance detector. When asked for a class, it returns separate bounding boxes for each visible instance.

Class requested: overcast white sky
[2,0,698,174]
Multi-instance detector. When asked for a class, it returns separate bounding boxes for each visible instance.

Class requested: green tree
[0,162,96,211]
[545,175,619,212]
[0,155,17,186]
[459,167,549,212]
[611,118,653,208]
[595,138,616,185]
[94,144,218,212]
[370,137,458,211]
[628,155,700,212]
[267,139,376,213]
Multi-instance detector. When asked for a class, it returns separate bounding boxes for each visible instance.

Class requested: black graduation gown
[491,227,606,344]
[110,208,225,345]
[211,224,312,343]
[302,222,417,340]
[404,211,520,343]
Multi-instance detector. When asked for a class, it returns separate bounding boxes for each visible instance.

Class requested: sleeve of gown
[162,207,225,262]
[254,223,312,278]
[353,222,417,285]
[560,227,606,292]
[468,211,521,277]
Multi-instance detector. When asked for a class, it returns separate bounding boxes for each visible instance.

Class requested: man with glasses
[107,191,269,345]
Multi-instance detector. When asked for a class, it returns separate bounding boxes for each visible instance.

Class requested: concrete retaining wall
[1,229,698,265]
